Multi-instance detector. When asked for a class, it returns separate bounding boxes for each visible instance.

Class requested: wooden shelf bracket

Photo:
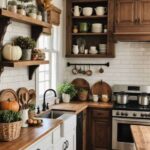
[28,65,39,80]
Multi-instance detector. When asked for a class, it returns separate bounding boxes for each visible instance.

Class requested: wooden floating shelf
[66,54,113,58]
[0,9,50,28]
[72,15,107,19]
[72,0,108,3]
[2,60,49,67]
[0,60,49,80]
[72,33,107,36]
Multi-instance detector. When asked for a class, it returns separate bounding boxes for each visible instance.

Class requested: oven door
[112,117,150,150]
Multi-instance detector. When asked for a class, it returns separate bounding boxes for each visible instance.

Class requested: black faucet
[43,89,57,111]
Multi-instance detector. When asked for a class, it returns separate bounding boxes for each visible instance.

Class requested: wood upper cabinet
[115,0,136,26]
[115,0,150,41]
[138,0,150,25]
[87,109,112,150]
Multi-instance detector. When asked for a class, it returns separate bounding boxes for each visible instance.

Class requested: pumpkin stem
[7,98,11,102]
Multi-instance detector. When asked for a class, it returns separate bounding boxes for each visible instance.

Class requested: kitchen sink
[38,111,65,119]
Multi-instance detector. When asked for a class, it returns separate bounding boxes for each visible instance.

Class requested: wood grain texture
[0,119,63,150]
[51,102,113,114]
[131,125,150,150]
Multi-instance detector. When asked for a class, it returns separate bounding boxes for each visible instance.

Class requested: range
[112,85,150,150]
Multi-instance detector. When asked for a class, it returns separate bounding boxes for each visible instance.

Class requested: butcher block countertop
[51,102,113,114]
[0,119,63,150]
[131,125,150,150]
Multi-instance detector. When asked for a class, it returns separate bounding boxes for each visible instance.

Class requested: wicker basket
[0,121,22,142]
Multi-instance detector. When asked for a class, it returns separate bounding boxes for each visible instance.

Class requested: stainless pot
[138,93,149,106]
[115,92,128,104]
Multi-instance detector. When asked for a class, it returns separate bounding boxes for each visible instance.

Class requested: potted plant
[26,4,37,19]
[28,104,35,118]
[0,110,22,142]
[7,0,17,13]
[14,36,36,60]
[17,4,26,15]
[78,88,88,101]
[58,83,77,103]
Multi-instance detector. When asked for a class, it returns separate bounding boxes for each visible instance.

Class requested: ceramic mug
[89,46,97,54]
[83,7,93,16]
[93,95,99,102]
[92,23,102,33]
[72,5,82,16]
[95,7,106,16]
[79,22,90,32]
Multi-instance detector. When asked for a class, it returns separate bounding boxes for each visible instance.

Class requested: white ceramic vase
[8,5,17,13]
[62,93,71,103]
[21,109,29,128]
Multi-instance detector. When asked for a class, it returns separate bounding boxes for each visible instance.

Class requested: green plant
[78,88,88,93]
[58,83,77,98]
[18,0,33,3]
[8,0,17,6]
[28,104,35,112]
[0,110,21,123]
[17,4,25,9]
[26,4,37,13]
[14,36,36,49]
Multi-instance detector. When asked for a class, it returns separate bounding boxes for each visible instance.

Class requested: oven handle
[113,117,150,125]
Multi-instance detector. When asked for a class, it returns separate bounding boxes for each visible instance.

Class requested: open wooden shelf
[72,32,107,36]
[72,15,107,19]
[0,60,49,80]
[72,0,108,3]
[2,60,49,67]
[0,9,50,28]
[66,53,114,58]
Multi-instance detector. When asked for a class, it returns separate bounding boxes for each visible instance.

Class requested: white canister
[17,9,26,15]
[73,45,79,54]
[21,109,29,128]
[37,15,42,21]
[93,95,99,102]
[83,7,93,16]
[29,13,37,19]
[99,44,107,53]
[8,5,17,13]
[95,7,105,16]
[72,5,82,16]
[92,23,102,33]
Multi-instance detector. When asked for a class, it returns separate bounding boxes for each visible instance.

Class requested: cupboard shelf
[72,15,107,19]
[0,60,49,80]
[72,33,107,36]
[66,54,114,58]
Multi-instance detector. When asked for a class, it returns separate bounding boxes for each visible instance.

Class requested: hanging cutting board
[91,80,112,100]
[71,78,90,91]
[28,89,36,105]
[0,89,18,102]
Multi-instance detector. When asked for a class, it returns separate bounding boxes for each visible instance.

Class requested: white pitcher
[72,5,82,16]
[21,109,29,128]
[73,45,79,54]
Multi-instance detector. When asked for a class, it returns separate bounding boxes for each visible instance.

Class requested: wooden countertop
[0,119,63,150]
[51,102,113,114]
[131,125,150,150]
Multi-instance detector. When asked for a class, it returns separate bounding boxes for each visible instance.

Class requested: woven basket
[0,121,22,142]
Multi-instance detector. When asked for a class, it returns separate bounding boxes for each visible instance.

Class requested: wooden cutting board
[0,89,18,102]
[91,80,112,100]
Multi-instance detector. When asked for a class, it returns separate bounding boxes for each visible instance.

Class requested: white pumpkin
[2,44,22,61]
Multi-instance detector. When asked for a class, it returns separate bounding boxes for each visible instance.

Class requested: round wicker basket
[0,121,22,142]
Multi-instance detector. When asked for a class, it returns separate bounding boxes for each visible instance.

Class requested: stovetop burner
[113,100,150,111]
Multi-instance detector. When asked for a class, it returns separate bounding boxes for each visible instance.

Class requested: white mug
[93,95,99,102]
[95,7,106,16]
[73,45,79,54]
[90,46,96,51]
[92,23,102,33]
[83,7,93,16]
[72,5,82,16]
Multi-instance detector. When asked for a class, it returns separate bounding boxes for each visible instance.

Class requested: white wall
[65,42,150,86]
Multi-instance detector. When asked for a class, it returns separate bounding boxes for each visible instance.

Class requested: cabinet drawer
[52,125,61,144]
[92,110,110,119]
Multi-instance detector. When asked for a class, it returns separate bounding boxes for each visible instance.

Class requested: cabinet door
[138,0,150,25]
[115,0,136,26]
[91,119,111,150]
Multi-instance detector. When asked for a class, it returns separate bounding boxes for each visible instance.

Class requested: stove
[112,85,150,150]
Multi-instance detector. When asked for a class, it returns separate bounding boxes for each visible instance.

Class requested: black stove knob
[133,113,137,117]
[124,113,128,116]
[121,112,124,116]
[116,112,120,116]
[141,114,144,117]
[148,114,150,117]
